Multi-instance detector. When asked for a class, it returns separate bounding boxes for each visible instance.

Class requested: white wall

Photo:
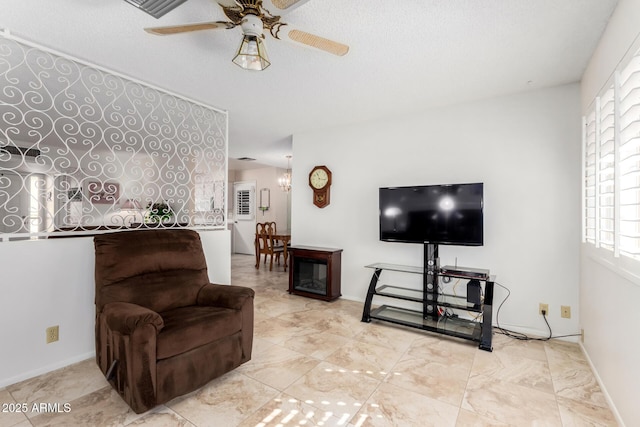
[0,229,230,388]
[292,84,581,338]
[580,0,640,425]
[581,0,640,110]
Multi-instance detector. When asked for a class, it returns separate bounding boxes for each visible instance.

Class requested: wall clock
[308,165,332,208]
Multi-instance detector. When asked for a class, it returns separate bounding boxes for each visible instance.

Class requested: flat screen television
[379,182,483,246]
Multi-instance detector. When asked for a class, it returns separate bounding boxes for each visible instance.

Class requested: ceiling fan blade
[285,28,349,56]
[213,0,240,7]
[144,21,231,35]
[262,0,313,14]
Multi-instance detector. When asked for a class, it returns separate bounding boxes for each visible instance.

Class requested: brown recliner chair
[94,229,254,413]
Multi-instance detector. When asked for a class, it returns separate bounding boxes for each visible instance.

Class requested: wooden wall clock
[308,165,332,208]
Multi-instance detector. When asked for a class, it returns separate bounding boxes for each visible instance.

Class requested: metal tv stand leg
[361,268,382,322]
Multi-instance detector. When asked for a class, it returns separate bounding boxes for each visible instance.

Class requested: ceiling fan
[144,0,349,71]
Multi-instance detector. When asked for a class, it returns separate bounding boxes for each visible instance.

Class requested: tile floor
[1,254,618,426]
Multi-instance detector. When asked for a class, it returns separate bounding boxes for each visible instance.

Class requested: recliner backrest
[94,229,210,313]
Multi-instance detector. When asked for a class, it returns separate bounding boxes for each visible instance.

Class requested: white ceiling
[1,0,618,169]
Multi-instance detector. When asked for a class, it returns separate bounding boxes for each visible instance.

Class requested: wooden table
[255,232,291,271]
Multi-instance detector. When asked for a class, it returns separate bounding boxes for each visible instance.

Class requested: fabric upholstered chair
[94,229,254,413]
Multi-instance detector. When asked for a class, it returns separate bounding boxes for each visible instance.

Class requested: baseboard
[0,351,96,389]
[579,343,626,427]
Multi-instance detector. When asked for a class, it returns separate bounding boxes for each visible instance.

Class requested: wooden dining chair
[266,222,285,250]
[255,222,284,271]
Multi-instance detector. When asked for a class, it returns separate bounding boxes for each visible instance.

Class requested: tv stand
[361,243,494,351]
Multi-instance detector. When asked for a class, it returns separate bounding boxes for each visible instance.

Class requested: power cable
[493,282,581,341]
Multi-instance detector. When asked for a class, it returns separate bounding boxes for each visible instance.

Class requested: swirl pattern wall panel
[0,33,227,241]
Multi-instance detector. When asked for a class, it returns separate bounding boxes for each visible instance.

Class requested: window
[598,87,616,251]
[618,54,640,258]
[584,110,597,244]
[583,45,640,262]
[235,188,254,220]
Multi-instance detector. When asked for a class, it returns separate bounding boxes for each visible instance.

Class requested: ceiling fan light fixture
[233,35,271,71]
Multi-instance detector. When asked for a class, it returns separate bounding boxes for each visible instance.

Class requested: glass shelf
[365,263,495,282]
[427,292,482,312]
[365,263,422,274]
[375,285,423,302]
[369,305,481,342]
[375,285,482,312]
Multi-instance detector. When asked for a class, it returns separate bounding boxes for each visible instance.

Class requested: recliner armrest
[102,302,164,335]
[197,283,255,310]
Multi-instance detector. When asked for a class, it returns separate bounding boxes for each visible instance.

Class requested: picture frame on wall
[88,181,120,204]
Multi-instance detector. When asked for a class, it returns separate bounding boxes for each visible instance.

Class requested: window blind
[584,110,597,244]
[583,44,640,263]
[236,190,251,216]
[618,53,640,259]
[598,87,616,251]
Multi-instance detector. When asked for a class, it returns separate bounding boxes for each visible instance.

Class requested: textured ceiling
[1,0,618,169]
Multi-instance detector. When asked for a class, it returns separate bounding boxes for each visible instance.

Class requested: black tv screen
[379,183,483,246]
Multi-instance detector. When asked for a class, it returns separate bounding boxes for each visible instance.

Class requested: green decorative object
[145,202,173,223]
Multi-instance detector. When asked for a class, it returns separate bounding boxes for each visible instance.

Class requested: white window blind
[598,87,616,251]
[618,53,640,259]
[583,45,640,263]
[235,189,253,220]
[584,110,597,244]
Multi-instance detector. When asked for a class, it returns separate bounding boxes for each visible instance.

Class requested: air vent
[124,0,187,19]
[0,145,41,158]
[237,157,256,161]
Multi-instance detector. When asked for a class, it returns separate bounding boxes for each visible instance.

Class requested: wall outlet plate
[561,305,571,319]
[539,303,549,315]
[46,325,59,344]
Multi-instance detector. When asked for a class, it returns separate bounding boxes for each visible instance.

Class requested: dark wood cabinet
[288,246,342,301]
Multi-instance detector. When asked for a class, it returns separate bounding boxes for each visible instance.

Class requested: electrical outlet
[561,305,571,319]
[539,303,549,315]
[46,326,59,344]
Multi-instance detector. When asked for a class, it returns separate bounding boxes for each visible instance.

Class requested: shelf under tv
[369,305,482,342]
[361,243,494,351]
[375,285,482,312]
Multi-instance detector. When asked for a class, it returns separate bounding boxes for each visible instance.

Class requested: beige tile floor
[1,254,618,427]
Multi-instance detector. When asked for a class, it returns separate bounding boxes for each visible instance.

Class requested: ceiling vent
[124,0,187,19]
[0,145,41,158]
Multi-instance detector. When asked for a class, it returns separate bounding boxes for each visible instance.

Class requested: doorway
[232,181,256,255]
[0,172,48,234]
